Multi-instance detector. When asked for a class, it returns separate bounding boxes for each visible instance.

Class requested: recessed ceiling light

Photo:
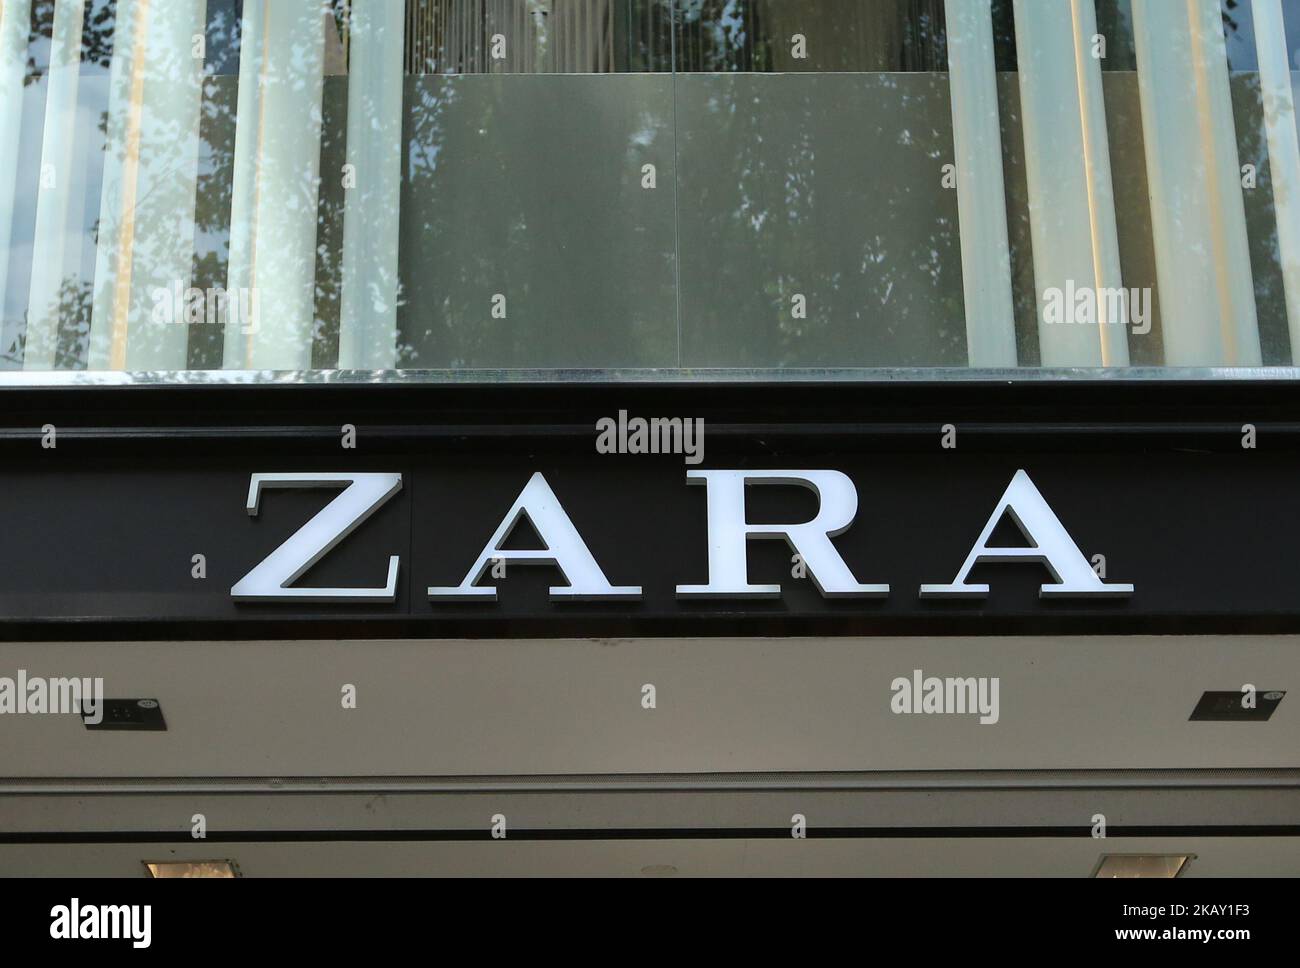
[1190,690,1285,721]
[143,860,238,878]
[83,698,167,731]
[1093,855,1191,878]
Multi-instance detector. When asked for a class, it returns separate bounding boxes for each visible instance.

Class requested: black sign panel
[0,377,1294,639]
[0,444,1293,638]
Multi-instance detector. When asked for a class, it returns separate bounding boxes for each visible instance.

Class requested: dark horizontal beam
[0,379,1296,452]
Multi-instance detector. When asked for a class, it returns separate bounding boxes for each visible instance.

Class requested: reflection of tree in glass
[399,68,677,369]
[23,0,114,86]
[676,2,962,366]
[4,278,91,368]
[9,0,118,368]
[19,2,345,371]
[187,20,240,370]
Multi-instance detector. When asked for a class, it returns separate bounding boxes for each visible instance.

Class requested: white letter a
[920,470,1133,599]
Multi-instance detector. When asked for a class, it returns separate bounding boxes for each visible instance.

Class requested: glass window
[0,0,1298,380]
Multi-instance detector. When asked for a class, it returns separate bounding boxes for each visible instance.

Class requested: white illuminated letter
[428,472,639,602]
[675,470,888,599]
[231,472,402,603]
[919,469,1133,599]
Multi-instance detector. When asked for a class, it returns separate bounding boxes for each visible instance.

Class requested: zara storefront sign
[229,468,1133,604]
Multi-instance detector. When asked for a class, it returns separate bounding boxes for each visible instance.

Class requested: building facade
[0,0,1298,876]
